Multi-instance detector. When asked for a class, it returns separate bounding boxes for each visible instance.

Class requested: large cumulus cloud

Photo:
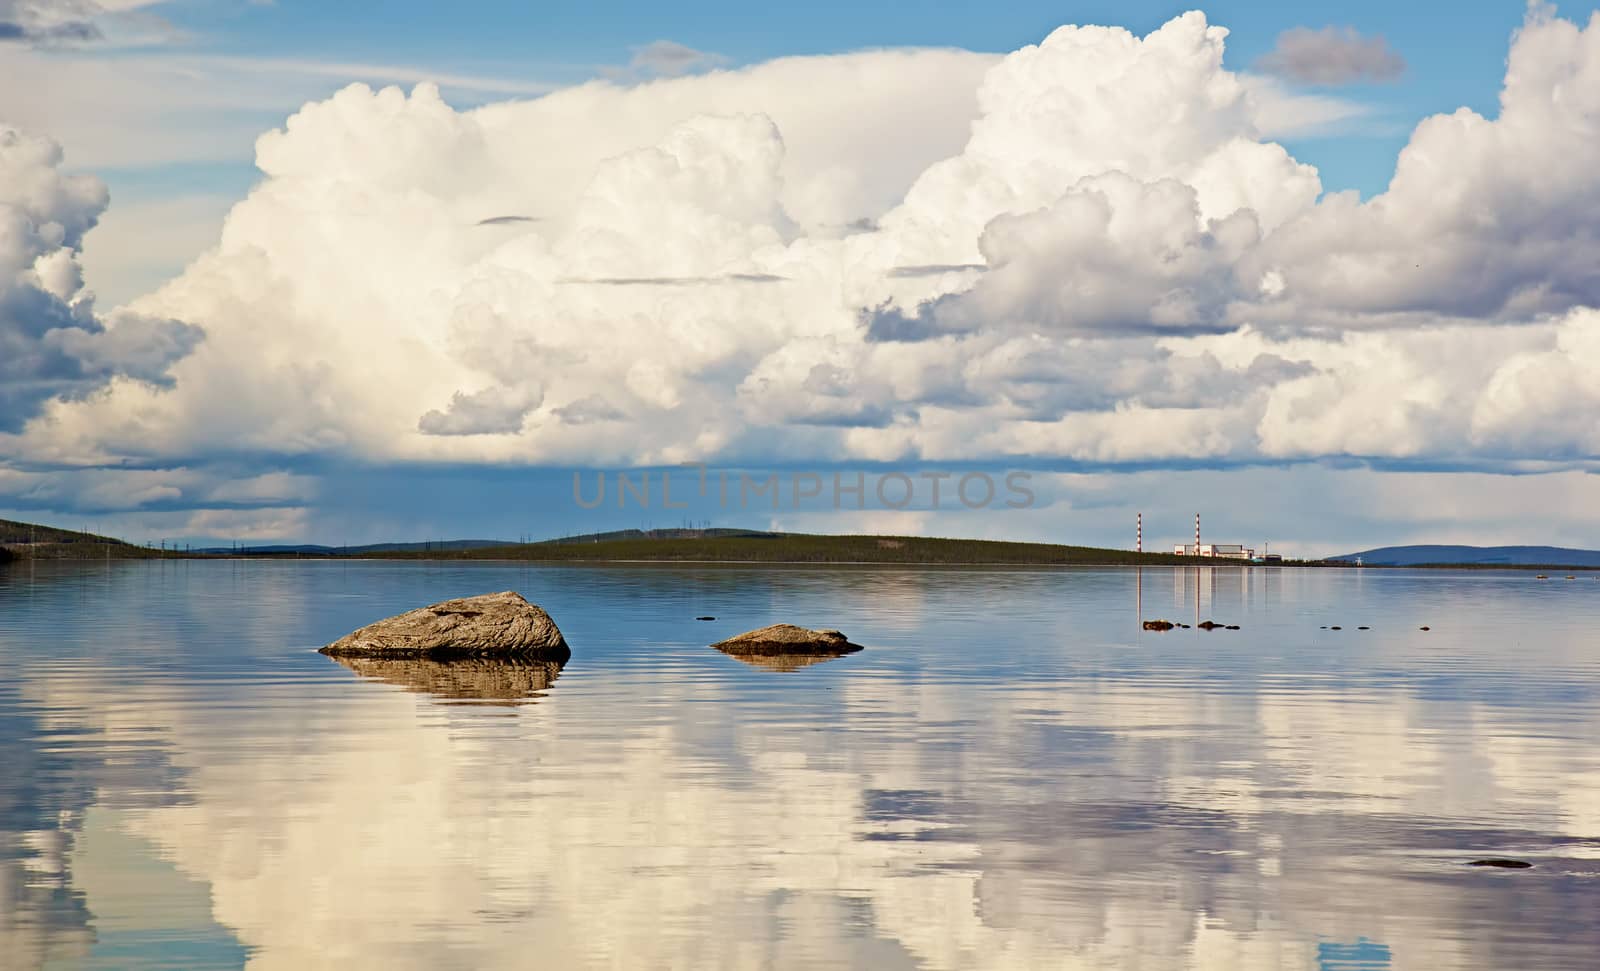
[1250,6,1600,325]
[0,125,200,433]
[10,7,1600,479]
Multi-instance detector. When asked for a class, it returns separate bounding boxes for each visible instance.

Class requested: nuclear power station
[1141,513,1280,562]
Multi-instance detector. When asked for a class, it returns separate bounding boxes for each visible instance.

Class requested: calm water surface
[2,560,1599,970]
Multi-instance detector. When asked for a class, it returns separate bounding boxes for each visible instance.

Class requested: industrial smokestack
[1195,513,1200,556]
[1136,512,1142,553]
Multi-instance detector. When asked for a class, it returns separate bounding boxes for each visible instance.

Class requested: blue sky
[4,0,1600,554]
[81,1,1533,194]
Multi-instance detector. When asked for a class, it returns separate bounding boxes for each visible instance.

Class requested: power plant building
[1173,542,1255,560]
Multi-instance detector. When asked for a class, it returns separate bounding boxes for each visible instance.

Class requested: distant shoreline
[10,550,1600,571]
[8,518,1600,570]
[8,551,1600,570]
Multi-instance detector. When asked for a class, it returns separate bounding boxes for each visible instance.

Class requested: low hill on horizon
[0,515,1300,566]
[0,517,164,559]
[194,528,773,555]
[1331,544,1600,567]
[193,539,512,555]
[368,531,1217,566]
[537,528,775,545]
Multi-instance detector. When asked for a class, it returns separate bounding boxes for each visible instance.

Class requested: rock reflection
[328,655,568,705]
[715,649,859,672]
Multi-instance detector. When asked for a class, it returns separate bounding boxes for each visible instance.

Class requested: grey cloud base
[1256,26,1406,85]
[0,126,201,432]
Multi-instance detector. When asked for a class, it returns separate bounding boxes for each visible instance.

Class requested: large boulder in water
[712,624,863,657]
[320,591,569,659]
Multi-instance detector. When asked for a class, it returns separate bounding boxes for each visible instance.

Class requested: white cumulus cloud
[6,7,1600,486]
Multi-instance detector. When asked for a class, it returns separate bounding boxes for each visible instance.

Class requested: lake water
[2,560,1599,970]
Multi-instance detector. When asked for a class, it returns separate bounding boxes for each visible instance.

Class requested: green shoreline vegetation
[372,532,1219,565]
[2,521,1222,565]
[5,518,1600,568]
[0,518,174,560]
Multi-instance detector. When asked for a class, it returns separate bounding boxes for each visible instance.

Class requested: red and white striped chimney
[1136,512,1142,553]
[1195,513,1201,556]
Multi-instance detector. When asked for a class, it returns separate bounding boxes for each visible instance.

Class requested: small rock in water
[1177,623,1191,629]
[713,623,863,656]
[1330,626,1343,630]
[1225,625,1241,630]
[1420,626,1431,631]
[1468,859,1532,869]
[1358,626,1370,630]
[1197,620,1221,630]
[696,616,716,621]
[1142,620,1175,631]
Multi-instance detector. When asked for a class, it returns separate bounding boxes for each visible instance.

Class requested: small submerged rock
[696,616,716,621]
[712,623,863,657]
[1468,858,1533,869]
[1142,620,1175,631]
[1420,626,1431,631]
[320,591,569,660]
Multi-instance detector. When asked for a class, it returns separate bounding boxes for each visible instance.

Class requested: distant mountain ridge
[1331,545,1600,567]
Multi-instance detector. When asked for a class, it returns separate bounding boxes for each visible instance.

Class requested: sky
[3,0,1600,556]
